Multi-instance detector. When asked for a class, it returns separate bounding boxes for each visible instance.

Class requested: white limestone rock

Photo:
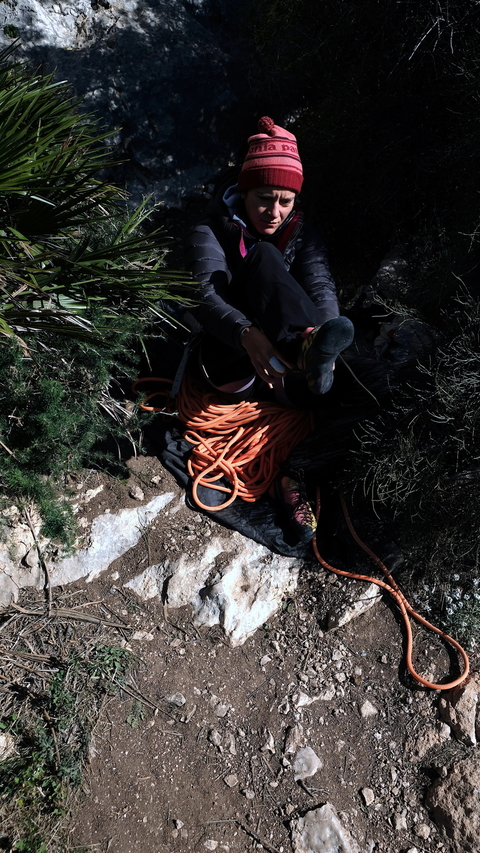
[0,493,174,607]
[49,493,174,587]
[326,580,382,630]
[291,803,360,853]
[126,531,300,646]
[438,672,480,746]
[0,733,16,762]
[293,747,323,781]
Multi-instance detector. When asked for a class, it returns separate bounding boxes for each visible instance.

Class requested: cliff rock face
[0,0,249,204]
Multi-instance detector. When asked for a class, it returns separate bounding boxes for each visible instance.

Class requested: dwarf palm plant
[0,47,189,541]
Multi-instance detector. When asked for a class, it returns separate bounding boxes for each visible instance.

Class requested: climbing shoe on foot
[300,316,355,394]
[275,475,317,544]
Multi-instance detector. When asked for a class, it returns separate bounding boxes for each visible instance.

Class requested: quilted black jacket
[185,173,340,349]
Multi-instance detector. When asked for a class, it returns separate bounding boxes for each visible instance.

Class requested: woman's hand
[240,326,293,388]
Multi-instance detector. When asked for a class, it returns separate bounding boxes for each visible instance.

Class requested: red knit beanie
[237,116,303,194]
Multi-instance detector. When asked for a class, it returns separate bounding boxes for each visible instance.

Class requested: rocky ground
[3,457,479,853]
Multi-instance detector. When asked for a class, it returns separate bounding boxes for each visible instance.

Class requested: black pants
[201,242,325,386]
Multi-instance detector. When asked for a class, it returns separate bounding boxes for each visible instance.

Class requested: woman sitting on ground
[184,117,354,541]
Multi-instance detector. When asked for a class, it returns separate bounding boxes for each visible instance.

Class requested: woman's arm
[185,224,252,349]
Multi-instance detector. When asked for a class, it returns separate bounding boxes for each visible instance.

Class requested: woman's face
[242,186,296,235]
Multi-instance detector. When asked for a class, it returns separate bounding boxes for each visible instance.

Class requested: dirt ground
[57,456,476,853]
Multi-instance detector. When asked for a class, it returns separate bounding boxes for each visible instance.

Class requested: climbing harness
[134,372,470,691]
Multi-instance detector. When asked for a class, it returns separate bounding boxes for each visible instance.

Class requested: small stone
[361,787,375,806]
[208,729,223,751]
[214,702,230,718]
[164,692,186,707]
[242,789,255,800]
[131,630,154,641]
[151,475,161,484]
[317,686,336,701]
[285,803,295,816]
[224,774,238,788]
[174,819,184,829]
[415,822,431,839]
[260,729,275,753]
[394,810,408,831]
[291,803,359,853]
[360,700,378,718]
[293,746,323,781]
[0,733,16,761]
[293,690,320,708]
[260,655,272,666]
[204,841,218,851]
[129,485,145,501]
[181,828,188,839]
[284,723,304,755]
[225,731,237,755]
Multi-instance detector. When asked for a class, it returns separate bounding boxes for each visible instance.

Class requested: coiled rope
[134,372,470,690]
[178,373,313,511]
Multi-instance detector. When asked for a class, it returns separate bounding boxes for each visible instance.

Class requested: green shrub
[0,47,190,542]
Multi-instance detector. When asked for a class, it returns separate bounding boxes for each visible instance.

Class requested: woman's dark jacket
[185,174,340,350]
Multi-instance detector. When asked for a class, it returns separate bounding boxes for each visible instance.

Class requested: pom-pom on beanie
[237,116,303,194]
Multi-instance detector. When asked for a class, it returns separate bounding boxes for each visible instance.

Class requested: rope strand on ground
[313,489,470,691]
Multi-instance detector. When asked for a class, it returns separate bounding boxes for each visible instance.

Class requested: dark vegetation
[0,47,189,546]
[252,0,480,644]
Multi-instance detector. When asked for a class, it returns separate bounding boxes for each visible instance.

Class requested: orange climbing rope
[133,372,470,690]
[177,372,313,511]
[313,489,470,691]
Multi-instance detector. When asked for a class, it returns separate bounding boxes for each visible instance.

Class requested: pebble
[361,787,375,806]
[394,810,408,831]
[293,746,323,781]
[242,789,255,799]
[224,773,238,787]
[204,841,218,851]
[128,485,144,501]
[131,630,154,641]
[284,723,304,755]
[208,729,223,750]
[360,700,378,718]
[164,692,186,707]
[225,731,237,755]
[260,729,275,753]
[415,822,431,839]
[214,702,230,718]
[317,686,336,701]
[260,655,272,666]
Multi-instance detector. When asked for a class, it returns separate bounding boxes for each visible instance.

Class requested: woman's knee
[243,241,285,276]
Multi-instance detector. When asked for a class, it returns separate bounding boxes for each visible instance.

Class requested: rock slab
[125,531,300,646]
[438,672,480,746]
[291,803,360,853]
[425,755,480,853]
